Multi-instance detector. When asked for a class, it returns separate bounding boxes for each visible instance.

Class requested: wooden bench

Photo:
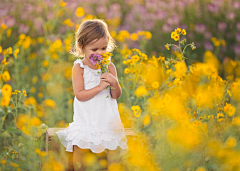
[45,127,136,171]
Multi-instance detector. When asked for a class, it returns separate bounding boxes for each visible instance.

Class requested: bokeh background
[1,0,240,170]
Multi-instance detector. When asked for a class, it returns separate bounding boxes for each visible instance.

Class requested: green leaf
[6,127,22,134]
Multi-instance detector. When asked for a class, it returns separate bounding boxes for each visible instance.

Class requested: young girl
[56,19,129,170]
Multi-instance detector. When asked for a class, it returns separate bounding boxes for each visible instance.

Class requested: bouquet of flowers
[89,52,114,98]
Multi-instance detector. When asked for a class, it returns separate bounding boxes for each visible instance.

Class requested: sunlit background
[1,0,240,170]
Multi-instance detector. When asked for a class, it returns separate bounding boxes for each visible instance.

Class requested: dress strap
[73,59,85,69]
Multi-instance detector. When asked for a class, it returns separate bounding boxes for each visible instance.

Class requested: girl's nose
[96,50,104,55]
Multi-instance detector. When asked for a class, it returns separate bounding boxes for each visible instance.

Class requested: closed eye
[92,49,97,51]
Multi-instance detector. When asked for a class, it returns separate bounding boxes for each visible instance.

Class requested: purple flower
[0,7,8,17]
[155,10,167,21]
[204,41,214,51]
[204,31,212,39]
[18,24,30,34]
[208,3,219,14]
[162,23,172,33]
[233,1,240,9]
[236,33,240,42]
[1,16,15,27]
[96,5,107,14]
[235,45,240,55]
[195,23,206,33]
[227,12,235,20]
[236,22,240,31]
[167,15,180,26]
[218,22,227,32]
[89,54,103,65]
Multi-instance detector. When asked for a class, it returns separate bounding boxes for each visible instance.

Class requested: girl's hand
[98,80,111,91]
[100,73,117,86]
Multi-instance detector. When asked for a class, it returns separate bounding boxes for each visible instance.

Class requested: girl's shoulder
[73,58,85,69]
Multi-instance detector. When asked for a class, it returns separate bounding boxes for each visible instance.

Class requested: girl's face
[83,37,108,60]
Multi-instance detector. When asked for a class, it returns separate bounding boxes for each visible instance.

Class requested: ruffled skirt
[56,122,129,154]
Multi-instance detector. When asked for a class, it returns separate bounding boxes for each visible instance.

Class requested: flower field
[1,0,240,170]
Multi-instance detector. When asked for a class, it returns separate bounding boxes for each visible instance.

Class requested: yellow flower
[171,31,177,39]
[130,33,138,41]
[108,162,124,171]
[63,19,74,27]
[14,48,19,58]
[35,148,47,157]
[19,34,26,40]
[223,103,236,117]
[1,96,10,106]
[174,61,187,78]
[38,92,44,98]
[44,99,56,108]
[175,28,181,34]
[166,69,172,74]
[60,1,67,7]
[227,89,232,96]
[2,71,11,82]
[31,117,42,127]
[23,90,27,97]
[144,31,152,39]
[16,114,30,129]
[110,31,117,38]
[134,86,148,97]
[225,136,237,148]
[23,96,37,106]
[151,81,159,89]
[173,34,179,41]
[118,30,130,38]
[143,115,151,126]
[124,68,130,74]
[0,46,2,53]
[10,162,19,167]
[232,117,240,126]
[31,87,36,93]
[1,157,6,165]
[1,23,8,30]
[196,167,206,171]
[174,78,182,86]
[37,37,44,43]
[221,39,226,46]
[1,58,8,65]
[1,84,12,97]
[182,29,187,35]
[83,152,97,166]
[131,55,140,62]
[7,28,12,37]
[131,105,141,117]
[7,47,12,54]
[42,60,49,68]
[23,36,32,49]
[75,7,85,17]
[165,45,170,50]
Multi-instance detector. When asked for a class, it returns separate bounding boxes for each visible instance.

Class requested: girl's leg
[73,145,90,171]
[106,146,123,169]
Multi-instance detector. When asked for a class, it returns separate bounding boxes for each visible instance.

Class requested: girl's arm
[72,63,110,101]
[101,62,122,99]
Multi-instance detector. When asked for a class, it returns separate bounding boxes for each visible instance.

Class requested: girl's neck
[82,57,98,70]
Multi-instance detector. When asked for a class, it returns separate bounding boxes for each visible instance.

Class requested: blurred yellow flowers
[75,7,85,17]
[131,105,141,117]
[134,86,148,97]
[223,103,236,117]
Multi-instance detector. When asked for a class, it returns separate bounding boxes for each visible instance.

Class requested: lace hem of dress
[55,122,129,153]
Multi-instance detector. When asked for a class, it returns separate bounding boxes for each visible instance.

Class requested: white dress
[56,59,129,153]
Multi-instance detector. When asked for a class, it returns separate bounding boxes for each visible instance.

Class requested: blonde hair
[70,19,116,57]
